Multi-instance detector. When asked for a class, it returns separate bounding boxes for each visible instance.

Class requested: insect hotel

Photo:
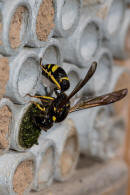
[0,0,130,195]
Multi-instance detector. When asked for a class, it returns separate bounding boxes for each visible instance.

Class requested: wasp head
[60,79,70,92]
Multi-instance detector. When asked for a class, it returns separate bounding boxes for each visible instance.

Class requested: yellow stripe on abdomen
[52,65,59,73]
[59,77,69,82]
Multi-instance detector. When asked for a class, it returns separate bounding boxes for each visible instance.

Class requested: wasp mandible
[27,61,128,131]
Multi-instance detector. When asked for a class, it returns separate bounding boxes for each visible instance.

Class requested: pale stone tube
[70,106,125,160]
[30,138,56,191]
[27,0,82,47]
[96,0,126,36]
[44,119,79,181]
[60,9,102,67]
[104,0,126,37]
[54,0,82,37]
[0,151,35,195]
[38,39,63,65]
[6,48,41,104]
[106,11,130,59]
[0,0,32,56]
[93,47,113,94]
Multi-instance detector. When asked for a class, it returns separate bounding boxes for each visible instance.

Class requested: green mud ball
[19,104,43,148]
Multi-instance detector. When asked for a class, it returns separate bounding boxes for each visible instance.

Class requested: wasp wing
[69,88,128,113]
[67,61,97,101]
[58,62,97,109]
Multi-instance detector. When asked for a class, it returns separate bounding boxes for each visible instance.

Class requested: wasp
[40,58,70,93]
[27,61,128,131]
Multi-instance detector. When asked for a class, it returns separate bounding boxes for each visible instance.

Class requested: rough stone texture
[29,158,128,195]
[36,0,55,41]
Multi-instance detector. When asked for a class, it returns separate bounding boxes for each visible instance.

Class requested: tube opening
[18,57,39,97]
[42,45,60,64]
[106,0,125,35]
[80,22,100,62]
[94,52,111,92]
[62,0,79,30]
[38,147,54,186]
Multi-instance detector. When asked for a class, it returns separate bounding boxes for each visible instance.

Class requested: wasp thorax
[49,93,70,123]
[35,116,53,130]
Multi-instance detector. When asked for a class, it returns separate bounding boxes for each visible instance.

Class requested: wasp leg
[31,101,46,112]
[27,93,54,101]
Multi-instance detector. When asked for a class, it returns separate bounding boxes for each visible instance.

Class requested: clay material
[36,0,55,41]
[9,6,28,49]
[0,57,9,98]
[0,105,11,153]
[13,160,34,195]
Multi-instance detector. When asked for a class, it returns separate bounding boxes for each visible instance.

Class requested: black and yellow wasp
[27,61,128,131]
